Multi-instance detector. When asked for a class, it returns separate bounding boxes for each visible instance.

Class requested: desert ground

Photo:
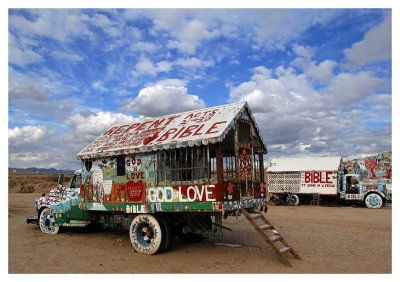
[8,173,392,274]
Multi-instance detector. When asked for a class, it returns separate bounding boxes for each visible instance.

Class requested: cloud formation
[121,80,206,117]
[7,9,392,169]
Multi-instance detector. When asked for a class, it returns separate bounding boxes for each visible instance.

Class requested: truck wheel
[129,214,163,255]
[157,216,173,253]
[364,193,383,209]
[39,208,60,234]
[290,194,300,206]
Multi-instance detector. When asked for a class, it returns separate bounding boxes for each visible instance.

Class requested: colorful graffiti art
[343,151,392,182]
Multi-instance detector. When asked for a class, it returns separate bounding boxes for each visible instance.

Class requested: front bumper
[26,215,38,224]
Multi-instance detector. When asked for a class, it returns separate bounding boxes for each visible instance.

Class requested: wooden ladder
[241,208,301,267]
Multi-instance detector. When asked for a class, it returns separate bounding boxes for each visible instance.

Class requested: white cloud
[9,10,93,42]
[8,32,44,67]
[91,13,122,37]
[9,126,47,147]
[176,57,214,68]
[344,13,391,65]
[292,44,314,59]
[121,81,205,117]
[166,18,220,54]
[132,41,157,53]
[228,64,391,158]
[49,51,84,62]
[132,56,172,77]
[290,45,337,83]
[66,111,137,138]
[251,10,340,50]
[304,60,338,83]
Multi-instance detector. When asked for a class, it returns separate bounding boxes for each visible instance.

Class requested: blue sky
[7,6,393,170]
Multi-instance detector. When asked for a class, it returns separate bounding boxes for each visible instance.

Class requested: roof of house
[77,101,267,160]
[267,156,342,172]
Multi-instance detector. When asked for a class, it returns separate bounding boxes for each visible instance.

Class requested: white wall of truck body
[267,156,342,196]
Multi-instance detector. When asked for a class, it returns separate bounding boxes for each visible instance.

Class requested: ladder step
[259,224,273,230]
[269,235,282,242]
[279,246,291,253]
[250,213,263,220]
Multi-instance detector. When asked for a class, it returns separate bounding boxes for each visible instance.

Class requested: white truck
[267,156,391,208]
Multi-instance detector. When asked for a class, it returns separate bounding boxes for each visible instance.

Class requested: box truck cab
[339,173,389,208]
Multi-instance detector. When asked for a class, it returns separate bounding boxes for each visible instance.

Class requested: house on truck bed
[30,101,268,255]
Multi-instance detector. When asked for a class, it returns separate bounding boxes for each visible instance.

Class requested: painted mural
[343,151,392,183]
[81,154,156,208]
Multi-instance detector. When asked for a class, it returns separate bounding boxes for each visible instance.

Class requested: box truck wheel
[39,207,60,234]
[289,194,299,206]
[364,193,383,209]
[157,216,173,253]
[129,214,163,255]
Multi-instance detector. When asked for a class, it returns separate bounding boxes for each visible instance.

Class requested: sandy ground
[8,190,392,274]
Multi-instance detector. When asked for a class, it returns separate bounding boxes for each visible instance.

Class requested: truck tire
[364,193,383,209]
[157,216,173,253]
[290,194,300,206]
[129,214,163,255]
[39,207,60,234]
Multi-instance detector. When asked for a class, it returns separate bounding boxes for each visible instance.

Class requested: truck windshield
[69,175,81,188]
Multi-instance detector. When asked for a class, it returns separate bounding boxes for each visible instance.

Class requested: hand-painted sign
[300,171,338,194]
[77,102,248,159]
[147,185,217,203]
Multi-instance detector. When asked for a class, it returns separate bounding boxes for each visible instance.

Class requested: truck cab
[339,173,388,208]
[27,170,93,233]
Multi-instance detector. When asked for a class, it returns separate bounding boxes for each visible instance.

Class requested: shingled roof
[77,101,267,160]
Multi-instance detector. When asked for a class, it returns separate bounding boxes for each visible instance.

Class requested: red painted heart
[126,180,144,202]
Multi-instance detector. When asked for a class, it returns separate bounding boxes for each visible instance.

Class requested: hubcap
[138,224,154,245]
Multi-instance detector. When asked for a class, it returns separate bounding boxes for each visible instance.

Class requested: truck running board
[241,208,301,267]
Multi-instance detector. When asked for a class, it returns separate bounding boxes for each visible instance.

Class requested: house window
[116,156,125,176]
[157,146,210,185]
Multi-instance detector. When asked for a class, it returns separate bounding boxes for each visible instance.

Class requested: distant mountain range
[9,167,75,174]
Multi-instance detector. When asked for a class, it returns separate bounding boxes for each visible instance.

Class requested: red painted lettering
[172,127,186,139]
[148,119,165,129]
[103,126,119,136]
[193,124,205,136]
[137,121,153,131]
[179,125,199,138]
[164,116,179,126]
[314,172,320,183]
[205,121,227,134]
[326,171,332,184]
[157,128,177,142]
[123,123,140,133]
[305,172,311,183]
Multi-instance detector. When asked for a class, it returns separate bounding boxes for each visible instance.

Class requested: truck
[267,156,391,208]
[27,101,268,254]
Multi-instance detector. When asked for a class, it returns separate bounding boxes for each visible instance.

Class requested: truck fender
[363,192,385,208]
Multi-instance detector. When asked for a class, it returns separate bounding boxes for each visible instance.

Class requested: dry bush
[19,185,35,193]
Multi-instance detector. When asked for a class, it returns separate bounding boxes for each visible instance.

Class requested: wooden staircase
[241,208,301,267]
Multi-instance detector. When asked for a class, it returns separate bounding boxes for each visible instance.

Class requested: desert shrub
[19,185,35,193]
[8,180,17,189]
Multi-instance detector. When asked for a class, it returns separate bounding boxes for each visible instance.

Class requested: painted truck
[267,156,391,208]
[27,101,268,254]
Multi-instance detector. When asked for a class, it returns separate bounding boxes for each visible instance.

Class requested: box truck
[267,156,391,208]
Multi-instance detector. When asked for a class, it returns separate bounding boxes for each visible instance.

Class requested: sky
[6,6,393,170]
